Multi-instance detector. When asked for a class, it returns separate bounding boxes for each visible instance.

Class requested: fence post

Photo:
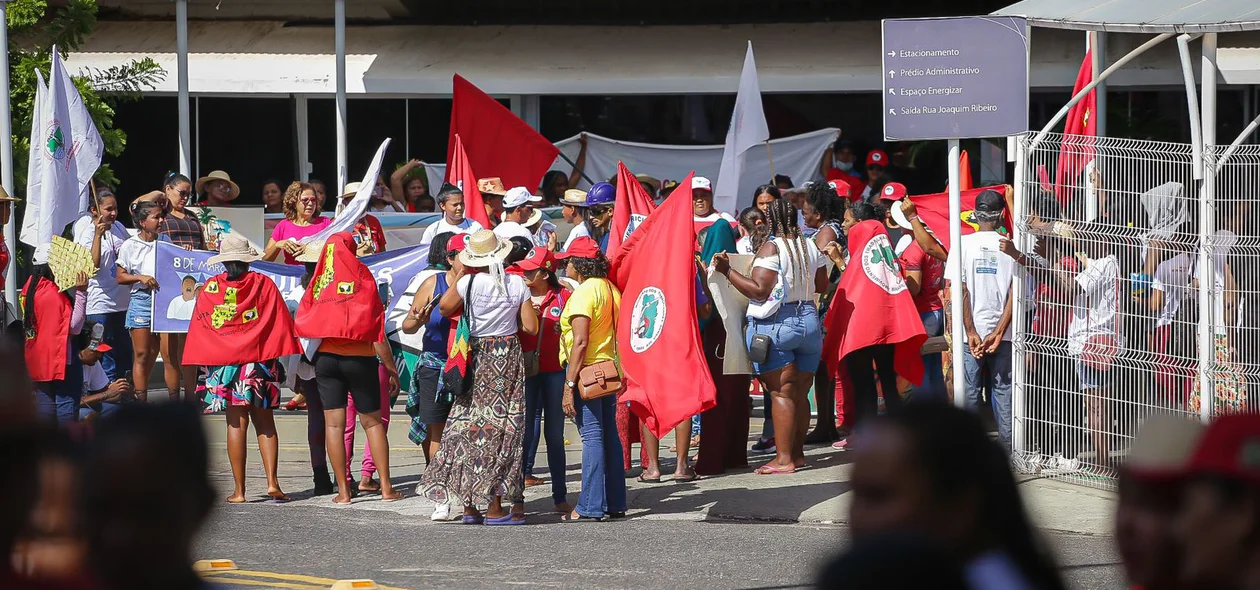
[1197,33,1219,422]
[1011,134,1028,458]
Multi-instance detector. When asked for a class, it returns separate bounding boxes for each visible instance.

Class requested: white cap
[492,221,533,242]
[503,186,541,209]
[33,243,51,265]
[691,177,713,192]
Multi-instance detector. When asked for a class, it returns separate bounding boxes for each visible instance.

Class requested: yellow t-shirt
[559,277,621,368]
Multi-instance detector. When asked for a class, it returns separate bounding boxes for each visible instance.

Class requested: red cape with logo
[610,172,716,438]
[905,184,1012,252]
[823,220,927,386]
[607,161,658,259]
[183,271,301,366]
[448,74,561,192]
[446,134,491,229]
[23,277,69,382]
[294,232,385,342]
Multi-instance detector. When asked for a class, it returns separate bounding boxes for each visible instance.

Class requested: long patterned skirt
[420,335,526,506]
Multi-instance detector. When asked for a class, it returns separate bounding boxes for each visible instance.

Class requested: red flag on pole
[448,74,561,191]
[1054,50,1097,206]
[607,161,658,259]
[610,172,716,438]
[446,134,491,229]
[958,149,974,191]
[904,184,1012,253]
[822,220,927,384]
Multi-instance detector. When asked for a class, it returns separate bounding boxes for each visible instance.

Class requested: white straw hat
[207,233,261,265]
[457,230,512,268]
[195,170,240,199]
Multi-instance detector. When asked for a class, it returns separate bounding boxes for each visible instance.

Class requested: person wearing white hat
[691,176,736,231]
[196,170,240,207]
[419,183,484,248]
[420,230,539,524]
[25,242,91,424]
[335,181,389,255]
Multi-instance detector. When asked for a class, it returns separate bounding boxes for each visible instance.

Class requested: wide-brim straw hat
[635,173,661,194]
[294,240,326,264]
[501,207,543,228]
[0,185,19,202]
[458,229,512,267]
[340,181,363,200]
[477,177,506,197]
[207,233,261,265]
[196,170,241,199]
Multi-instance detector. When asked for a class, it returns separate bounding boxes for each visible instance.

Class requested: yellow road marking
[200,575,324,589]
[205,569,409,590]
[206,570,338,585]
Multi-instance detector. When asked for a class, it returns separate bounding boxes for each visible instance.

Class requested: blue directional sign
[882,16,1029,141]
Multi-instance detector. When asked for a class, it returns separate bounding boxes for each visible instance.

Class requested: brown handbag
[578,360,621,401]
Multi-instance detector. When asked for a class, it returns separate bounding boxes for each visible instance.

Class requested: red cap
[1182,413,1260,486]
[515,246,557,272]
[446,233,472,253]
[879,182,907,202]
[555,237,601,260]
[828,176,852,198]
[866,150,889,168]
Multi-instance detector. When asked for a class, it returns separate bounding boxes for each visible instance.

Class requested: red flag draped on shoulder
[184,271,300,366]
[1054,50,1097,207]
[905,184,1012,252]
[294,232,385,342]
[823,220,927,385]
[448,74,561,191]
[607,161,658,259]
[610,172,715,438]
[446,134,491,229]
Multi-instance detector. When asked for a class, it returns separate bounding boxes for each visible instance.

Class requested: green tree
[8,0,164,192]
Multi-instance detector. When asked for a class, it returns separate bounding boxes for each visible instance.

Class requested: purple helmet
[585,182,616,206]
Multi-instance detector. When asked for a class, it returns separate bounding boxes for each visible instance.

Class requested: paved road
[195,411,1126,589]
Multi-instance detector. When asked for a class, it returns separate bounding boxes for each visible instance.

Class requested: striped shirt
[161,213,205,250]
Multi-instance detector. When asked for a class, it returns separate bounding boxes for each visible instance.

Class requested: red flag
[1054,50,1097,206]
[448,74,561,191]
[958,149,974,191]
[22,277,70,381]
[607,161,658,259]
[446,134,491,229]
[294,232,385,343]
[905,184,1012,252]
[610,172,715,438]
[823,220,927,385]
[183,271,301,366]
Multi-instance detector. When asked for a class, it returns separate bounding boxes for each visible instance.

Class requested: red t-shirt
[518,287,568,373]
[898,240,944,313]
[354,215,387,254]
[0,235,9,290]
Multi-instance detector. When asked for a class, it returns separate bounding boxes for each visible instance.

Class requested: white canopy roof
[993,0,1260,33]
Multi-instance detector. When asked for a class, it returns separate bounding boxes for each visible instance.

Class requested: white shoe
[431,503,452,522]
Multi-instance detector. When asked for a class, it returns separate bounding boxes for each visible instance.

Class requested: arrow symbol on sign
[887,51,895,57]
[888,88,895,95]
[888,109,896,116]
[888,70,895,78]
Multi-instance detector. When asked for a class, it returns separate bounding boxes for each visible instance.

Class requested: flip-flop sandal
[484,513,527,526]
[637,473,663,484]
[461,514,484,525]
[561,512,605,522]
[673,472,700,483]
[755,464,797,475]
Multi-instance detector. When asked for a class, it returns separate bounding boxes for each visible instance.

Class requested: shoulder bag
[577,279,622,400]
[440,275,476,399]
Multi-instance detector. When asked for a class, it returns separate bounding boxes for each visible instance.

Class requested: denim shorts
[125,289,153,330]
[745,301,822,375]
[1075,357,1111,391]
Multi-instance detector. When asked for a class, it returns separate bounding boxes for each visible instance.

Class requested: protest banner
[152,240,430,334]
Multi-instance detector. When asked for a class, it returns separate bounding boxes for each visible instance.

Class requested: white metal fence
[1010,133,1258,489]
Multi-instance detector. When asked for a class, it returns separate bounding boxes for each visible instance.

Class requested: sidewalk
[199,408,1116,536]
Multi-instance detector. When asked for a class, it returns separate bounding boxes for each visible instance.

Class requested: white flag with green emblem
[20,47,104,248]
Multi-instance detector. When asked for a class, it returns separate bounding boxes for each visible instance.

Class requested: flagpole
[0,0,15,318]
[947,139,965,409]
[557,151,595,185]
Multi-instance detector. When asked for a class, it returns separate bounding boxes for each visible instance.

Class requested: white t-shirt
[420,217,482,247]
[1067,255,1122,356]
[455,272,529,337]
[83,362,110,394]
[736,236,755,255]
[694,212,736,227]
[563,223,591,251]
[751,236,826,304]
[72,216,130,314]
[1151,253,1192,328]
[949,231,1015,341]
[116,236,168,293]
[166,296,196,321]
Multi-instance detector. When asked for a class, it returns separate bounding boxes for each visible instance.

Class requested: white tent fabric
[421,128,839,213]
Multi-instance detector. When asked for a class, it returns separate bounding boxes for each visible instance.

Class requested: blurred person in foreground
[848,403,1065,590]
[1173,413,1260,590]
[816,532,969,590]
[81,404,214,590]
[1116,415,1204,590]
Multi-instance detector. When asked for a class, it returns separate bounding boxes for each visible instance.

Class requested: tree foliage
[8,0,165,191]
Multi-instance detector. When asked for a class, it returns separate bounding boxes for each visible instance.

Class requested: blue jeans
[572,393,627,519]
[87,311,132,381]
[35,358,85,425]
[746,302,822,374]
[962,340,1013,450]
[523,370,568,504]
[908,310,947,403]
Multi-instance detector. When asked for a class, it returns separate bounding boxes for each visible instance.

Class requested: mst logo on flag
[44,121,76,163]
[623,214,647,241]
[630,286,666,353]
[861,234,906,295]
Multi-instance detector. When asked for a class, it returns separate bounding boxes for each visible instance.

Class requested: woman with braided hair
[713,198,829,474]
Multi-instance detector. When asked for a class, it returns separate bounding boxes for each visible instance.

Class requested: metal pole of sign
[175,0,191,177]
[0,0,16,319]
[334,0,348,193]
[947,138,965,408]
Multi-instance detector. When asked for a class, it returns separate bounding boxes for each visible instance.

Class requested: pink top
[270,216,332,264]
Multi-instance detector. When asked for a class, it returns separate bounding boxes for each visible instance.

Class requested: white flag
[19,70,48,247]
[304,138,392,245]
[20,48,104,248]
[714,41,770,214]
